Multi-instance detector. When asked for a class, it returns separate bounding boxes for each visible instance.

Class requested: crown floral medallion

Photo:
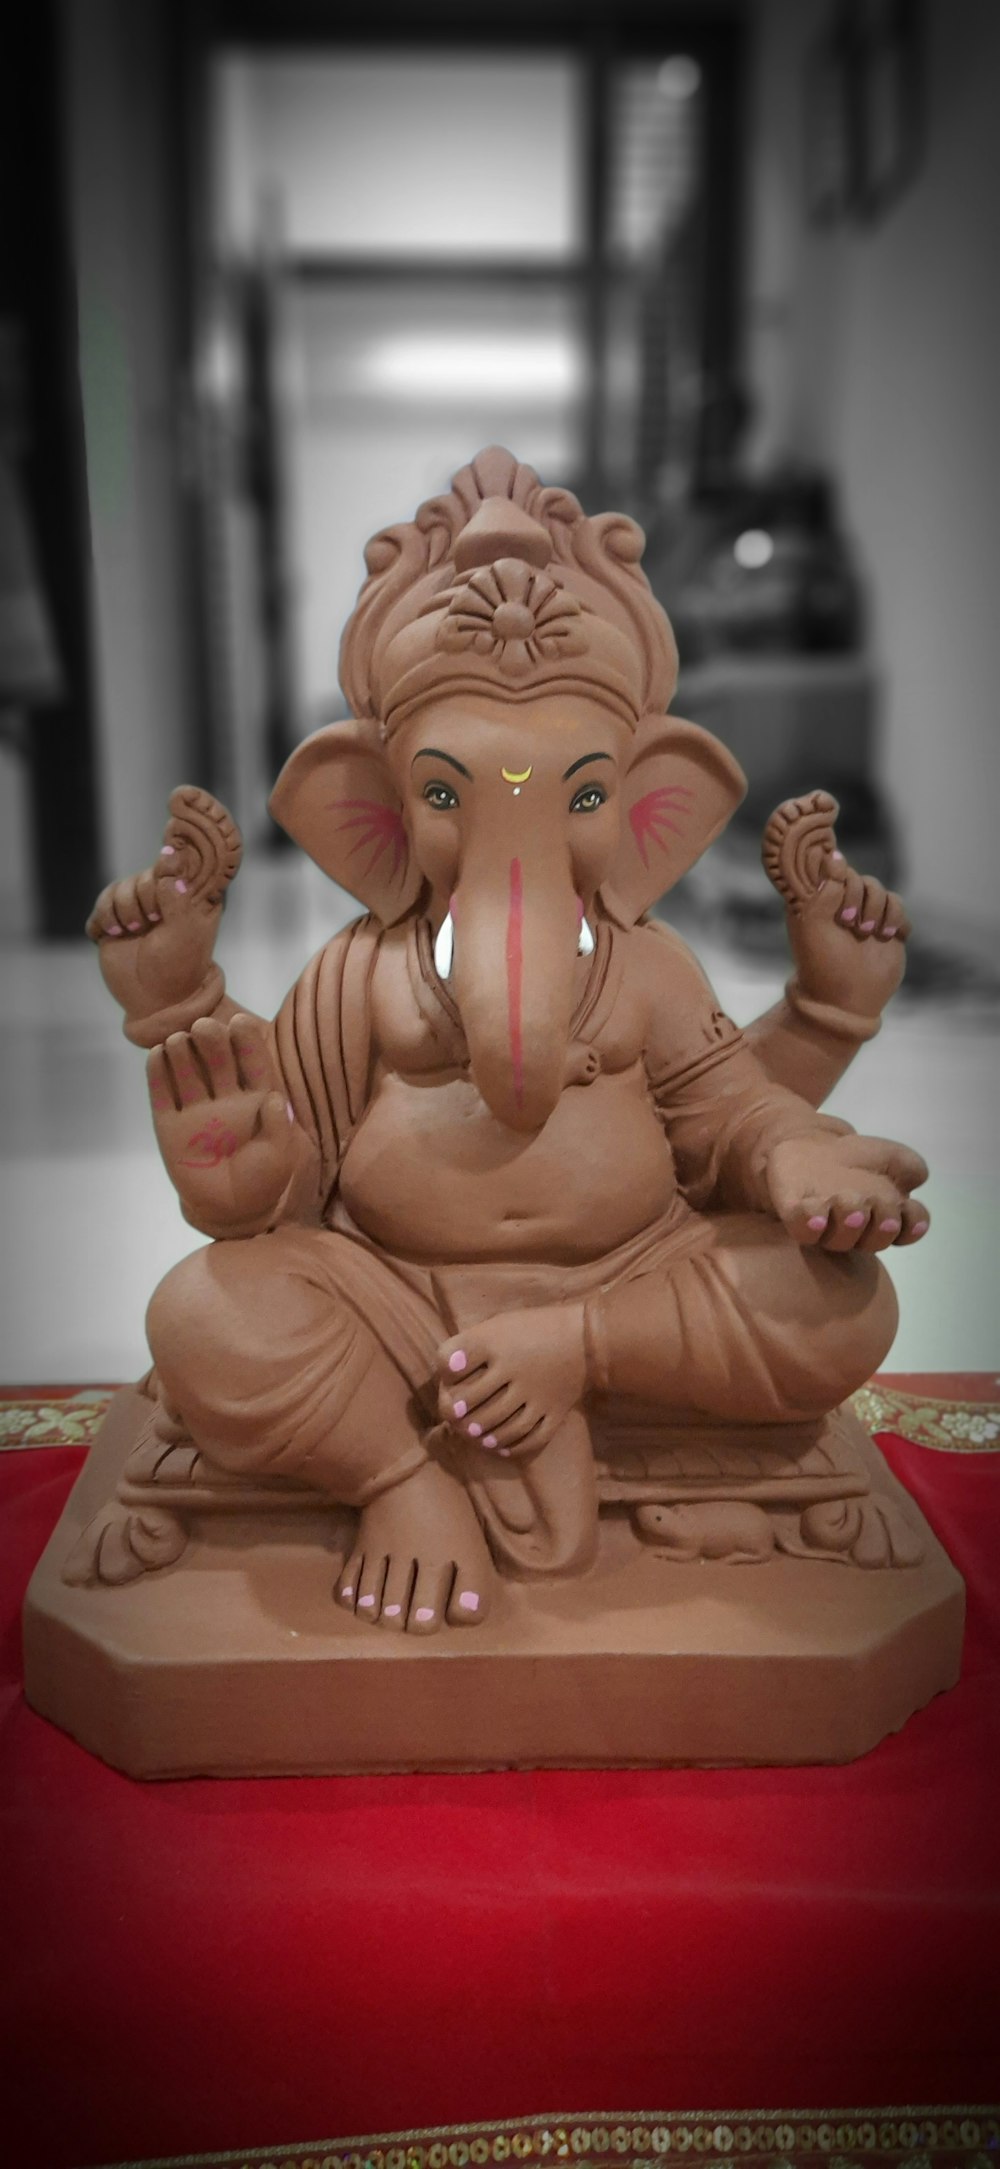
[434,558,588,681]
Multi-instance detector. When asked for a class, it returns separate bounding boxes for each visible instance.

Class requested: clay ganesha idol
[72,446,930,1621]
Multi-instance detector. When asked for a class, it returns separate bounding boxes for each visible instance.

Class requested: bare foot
[335,1457,495,1634]
[437,1302,587,1457]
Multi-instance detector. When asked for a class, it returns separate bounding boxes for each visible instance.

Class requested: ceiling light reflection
[367,334,585,403]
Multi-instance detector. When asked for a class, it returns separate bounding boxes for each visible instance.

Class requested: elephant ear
[599,713,747,927]
[269,718,423,925]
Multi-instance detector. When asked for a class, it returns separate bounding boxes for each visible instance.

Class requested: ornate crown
[339,447,678,733]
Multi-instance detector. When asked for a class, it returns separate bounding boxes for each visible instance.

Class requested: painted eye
[570,783,608,814]
[423,780,460,811]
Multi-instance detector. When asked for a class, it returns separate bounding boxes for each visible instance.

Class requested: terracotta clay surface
[24,446,960,1771]
[24,1386,963,1775]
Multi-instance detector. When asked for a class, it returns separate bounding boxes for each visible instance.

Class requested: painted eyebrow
[563,752,614,781]
[412,748,472,779]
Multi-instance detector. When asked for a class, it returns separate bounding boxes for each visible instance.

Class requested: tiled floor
[1,854,997,1381]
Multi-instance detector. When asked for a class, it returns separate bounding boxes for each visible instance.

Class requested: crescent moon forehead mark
[501,765,533,784]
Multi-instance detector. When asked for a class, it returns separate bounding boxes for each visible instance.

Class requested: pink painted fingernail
[844,1211,867,1228]
[913,1219,929,1236]
[383,1602,401,1617]
[458,1591,479,1612]
[106,923,122,936]
[357,1593,375,1609]
[452,1398,467,1419]
[126,920,141,931]
[808,1214,828,1231]
[414,1606,435,1623]
[467,1421,482,1438]
[483,1434,498,1448]
[840,905,857,922]
[860,919,876,933]
[880,1218,900,1233]
[449,1350,468,1374]
[175,878,187,894]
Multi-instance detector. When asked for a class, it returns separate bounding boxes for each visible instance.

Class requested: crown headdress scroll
[338,446,679,732]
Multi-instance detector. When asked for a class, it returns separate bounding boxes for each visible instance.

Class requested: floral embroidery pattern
[61,2106,999,2168]
[435,559,587,680]
[0,1388,114,1450]
[851,1380,1000,1452]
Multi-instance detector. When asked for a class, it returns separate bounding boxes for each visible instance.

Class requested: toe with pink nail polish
[467,1421,482,1438]
[448,1350,468,1374]
[807,1214,829,1231]
[414,1606,435,1624]
[840,906,857,922]
[483,1434,497,1449]
[912,1219,929,1236]
[458,1591,479,1612]
[452,1399,467,1419]
[880,1218,900,1234]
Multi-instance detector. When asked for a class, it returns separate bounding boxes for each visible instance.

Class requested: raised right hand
[86,787,241,1025]
[147,1014,299,1235]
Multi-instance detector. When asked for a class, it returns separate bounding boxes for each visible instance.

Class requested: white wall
[745,0,1000,930]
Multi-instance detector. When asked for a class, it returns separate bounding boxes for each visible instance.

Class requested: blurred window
[216,52,582,260]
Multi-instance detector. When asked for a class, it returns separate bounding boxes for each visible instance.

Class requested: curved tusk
[578,916,596,957]
[434,910,455,980]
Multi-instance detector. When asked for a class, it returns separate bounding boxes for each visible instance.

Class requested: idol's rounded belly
[338,1066,675,1262]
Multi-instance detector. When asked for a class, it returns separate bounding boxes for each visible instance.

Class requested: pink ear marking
[628,785,692,868]
[329,799,409,884]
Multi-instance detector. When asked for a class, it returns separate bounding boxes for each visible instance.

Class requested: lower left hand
[765,1130,930,1251]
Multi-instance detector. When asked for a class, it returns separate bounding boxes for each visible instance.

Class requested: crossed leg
[146,1227,495,1634]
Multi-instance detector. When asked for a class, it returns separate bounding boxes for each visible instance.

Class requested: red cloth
[1,1435,997,2169]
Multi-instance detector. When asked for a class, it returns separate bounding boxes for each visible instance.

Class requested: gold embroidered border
[95,2106,1000,2169]
[850,1383,1000,1453]
[3,1381,1000,1455]
[0,1387,116,1450]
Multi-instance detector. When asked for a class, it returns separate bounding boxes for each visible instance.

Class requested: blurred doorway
[193,13,743,835]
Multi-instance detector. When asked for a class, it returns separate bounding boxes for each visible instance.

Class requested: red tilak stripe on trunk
[506,856,525,1109]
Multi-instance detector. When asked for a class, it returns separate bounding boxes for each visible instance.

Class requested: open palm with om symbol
[147,1014,299,1235]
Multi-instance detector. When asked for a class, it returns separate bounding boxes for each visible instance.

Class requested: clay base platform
[23,1388,965,1776]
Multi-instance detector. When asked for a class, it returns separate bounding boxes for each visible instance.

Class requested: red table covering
[1,1382,998,2169]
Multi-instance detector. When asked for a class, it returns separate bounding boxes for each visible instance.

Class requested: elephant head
[270,692,745,1134]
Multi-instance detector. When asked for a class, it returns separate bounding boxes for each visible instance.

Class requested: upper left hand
[765,1130,930,1251]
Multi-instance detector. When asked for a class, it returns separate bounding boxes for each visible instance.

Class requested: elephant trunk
[450,845,582,1135]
